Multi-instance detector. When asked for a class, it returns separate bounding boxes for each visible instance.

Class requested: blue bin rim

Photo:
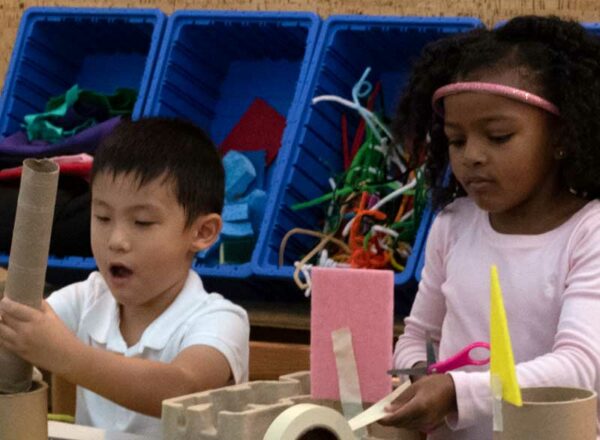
[493,19,600,31]
[414,210,435,283]
[322,14,484,27]
[580,22,600,31]
[168,9,321,22]
[20,6,166,18]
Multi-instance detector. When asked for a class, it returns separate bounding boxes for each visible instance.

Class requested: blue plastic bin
[0,7,166,273]
[143,10,321,278]
[414,217,431,283]
[583,23,600,33]
[0,7,166,137]
[253,15,482,291]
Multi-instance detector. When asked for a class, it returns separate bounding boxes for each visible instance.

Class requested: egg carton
[162,371,418,440]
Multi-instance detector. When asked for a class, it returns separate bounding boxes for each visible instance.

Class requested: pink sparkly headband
[432,82,560,116]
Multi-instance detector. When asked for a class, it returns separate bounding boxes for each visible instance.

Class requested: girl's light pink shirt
[394,197,600,440]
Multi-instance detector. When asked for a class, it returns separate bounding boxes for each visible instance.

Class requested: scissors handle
[428,341,490,374]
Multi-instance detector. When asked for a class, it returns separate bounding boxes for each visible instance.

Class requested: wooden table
[49,421,157,439]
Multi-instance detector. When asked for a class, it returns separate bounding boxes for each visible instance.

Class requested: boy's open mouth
[109,263,133,278]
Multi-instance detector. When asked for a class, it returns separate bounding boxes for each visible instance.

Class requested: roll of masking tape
[263,404,355,440]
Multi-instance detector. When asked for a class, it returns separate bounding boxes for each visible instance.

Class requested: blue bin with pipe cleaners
[143,10,321,279]
[252,15,482,311]
[0,7,166,274]
[415,222,430,284]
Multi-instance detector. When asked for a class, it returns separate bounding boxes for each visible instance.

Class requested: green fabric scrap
[23,85,137,143]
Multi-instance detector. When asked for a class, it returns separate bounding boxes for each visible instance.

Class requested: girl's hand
[380,373,457,432]
[409,361,428,383]
[0,297,82,375]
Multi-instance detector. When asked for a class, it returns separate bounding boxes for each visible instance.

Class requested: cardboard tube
[495,387,597,440]
[0,380,48,439]
[0,159,58,393]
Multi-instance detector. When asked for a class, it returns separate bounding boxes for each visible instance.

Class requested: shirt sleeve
[393,212,449,370]
[448,212,600,430]
[180,299,250,383]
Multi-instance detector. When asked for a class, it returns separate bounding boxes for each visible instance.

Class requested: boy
[0,118,250,435]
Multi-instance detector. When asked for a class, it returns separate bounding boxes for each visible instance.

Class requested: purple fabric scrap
[0,116,121,157]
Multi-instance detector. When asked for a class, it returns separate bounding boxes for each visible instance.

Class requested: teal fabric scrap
[23,85,137,143]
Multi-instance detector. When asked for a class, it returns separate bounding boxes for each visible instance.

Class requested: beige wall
[0,0,599,89]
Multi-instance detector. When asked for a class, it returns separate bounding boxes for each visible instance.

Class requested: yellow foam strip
[490,265,522,407]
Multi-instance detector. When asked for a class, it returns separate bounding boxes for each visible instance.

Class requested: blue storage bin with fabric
[0,7,165,136]
[252,15,482,311]
[0,7,166,274]
[143,10,321,278]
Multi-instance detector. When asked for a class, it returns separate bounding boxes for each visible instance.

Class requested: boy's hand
[380,373,457,432]
[0,297,81,375]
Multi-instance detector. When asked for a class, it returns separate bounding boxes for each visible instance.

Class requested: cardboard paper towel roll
[0,380,48,439]
[263,403,355,440]
[0,159,59,393]
[495,387,597,440]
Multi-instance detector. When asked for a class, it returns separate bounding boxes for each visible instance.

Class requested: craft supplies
[285,68,426,292]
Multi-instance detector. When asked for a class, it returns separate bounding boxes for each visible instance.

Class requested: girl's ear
[189,213,222,252]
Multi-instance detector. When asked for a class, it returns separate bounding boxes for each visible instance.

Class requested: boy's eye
[135,220,155,227]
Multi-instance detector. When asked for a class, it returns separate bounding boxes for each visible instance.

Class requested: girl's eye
[94,215,110,223]
[489,133,513,144]
[447,139,465,148]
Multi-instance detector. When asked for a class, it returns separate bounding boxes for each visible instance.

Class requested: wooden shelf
[240,299,405,335]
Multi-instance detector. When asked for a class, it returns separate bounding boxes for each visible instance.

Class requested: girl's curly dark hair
[393,16,600,210]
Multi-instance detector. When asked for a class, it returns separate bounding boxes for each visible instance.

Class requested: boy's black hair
[91,117,224,225]
[393,16,600,210]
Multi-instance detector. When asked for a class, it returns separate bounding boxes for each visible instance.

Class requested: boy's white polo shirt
[47,269,249,436]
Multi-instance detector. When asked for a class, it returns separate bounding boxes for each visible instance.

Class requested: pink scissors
[388,339,490,376]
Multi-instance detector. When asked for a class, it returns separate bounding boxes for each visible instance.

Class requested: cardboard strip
[0,159,58,394]
[492,374,503,432]
[332,327,366,438]
[332,327,364,416]
[348,380,411,431]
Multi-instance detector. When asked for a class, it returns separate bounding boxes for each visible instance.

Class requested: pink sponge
[310,267,394,403]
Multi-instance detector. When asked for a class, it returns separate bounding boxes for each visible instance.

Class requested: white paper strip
[492,374,504,432]
[348,379,411,431]
[332,327,366,438]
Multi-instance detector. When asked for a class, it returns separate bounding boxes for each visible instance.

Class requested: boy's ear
[189,213,222,252]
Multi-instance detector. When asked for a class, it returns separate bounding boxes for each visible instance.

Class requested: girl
[381,16,600,439]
